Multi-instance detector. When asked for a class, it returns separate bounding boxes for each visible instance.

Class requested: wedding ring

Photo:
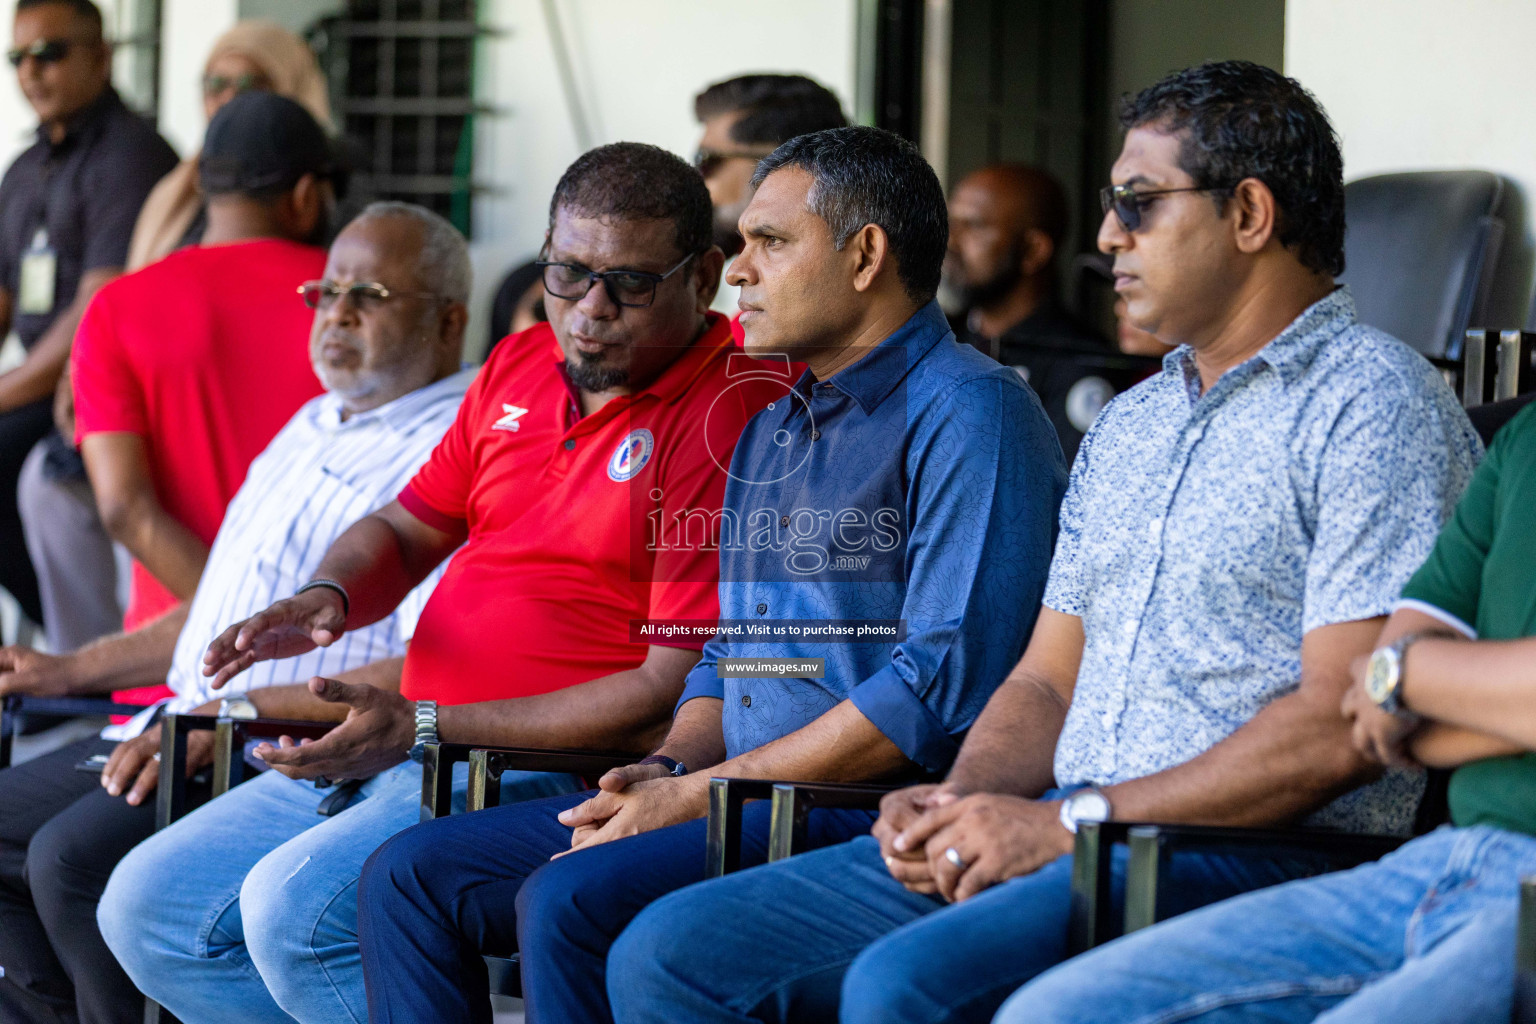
[944,846,966,870]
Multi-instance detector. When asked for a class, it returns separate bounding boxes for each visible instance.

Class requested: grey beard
[566,352,629,393]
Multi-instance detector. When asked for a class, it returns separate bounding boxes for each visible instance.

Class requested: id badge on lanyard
[18,227,57,315]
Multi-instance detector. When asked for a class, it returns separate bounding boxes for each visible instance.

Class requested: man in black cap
[0,91,335,1023]
[0,0,177,631]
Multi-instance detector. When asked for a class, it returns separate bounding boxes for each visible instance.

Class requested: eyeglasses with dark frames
[298,280,443,312]
[536,251,701,309]
[1099,183,1234,233]
[692,147,776,177]
[7,37,89,68]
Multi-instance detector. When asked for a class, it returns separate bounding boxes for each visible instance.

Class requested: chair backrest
[1340,171,1508,359]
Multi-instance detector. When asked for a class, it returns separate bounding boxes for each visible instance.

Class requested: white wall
[1286,0,1536,326]
[469,0,858,356]
[148,0,857,358]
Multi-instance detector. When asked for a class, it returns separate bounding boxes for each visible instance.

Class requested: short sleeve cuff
[847,664,959,774]
[398,482,465,534]
[1393,598,1477,638]
[1041,562,1084,616]
[675,664,724,713]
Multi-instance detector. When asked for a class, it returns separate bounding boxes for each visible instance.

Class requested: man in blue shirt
[354,125,1066,1024]
[603,61,1482,1024]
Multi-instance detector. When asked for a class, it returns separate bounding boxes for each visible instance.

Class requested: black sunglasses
[692,147,775,178]
[7,38,80,68]
[1099,183,1233,232]
[536,251,700,309]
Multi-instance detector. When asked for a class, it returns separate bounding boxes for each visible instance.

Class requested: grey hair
[352,201,473,305]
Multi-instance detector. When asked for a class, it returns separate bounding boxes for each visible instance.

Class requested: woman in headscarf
[125,20,332,270]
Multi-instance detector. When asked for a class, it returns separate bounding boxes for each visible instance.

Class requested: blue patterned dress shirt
[1045,288,1482,834]
[675,300,1067,773]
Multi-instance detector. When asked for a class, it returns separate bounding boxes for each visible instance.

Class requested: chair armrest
[1066,822,1404,953]
[418,742,638,822]
[1121,824,1406,935]
[704,778,899,879]
[1516,876,1536,1023]
[1,693,161,770]
[1067,821,1134,953]
[155,713,336,829]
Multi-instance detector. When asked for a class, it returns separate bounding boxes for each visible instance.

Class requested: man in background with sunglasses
[603,60,1482,1024]
[0,0,176,635]
[692,73,846,319]
[97,142,784,1024]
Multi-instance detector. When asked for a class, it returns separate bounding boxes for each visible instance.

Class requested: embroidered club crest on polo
[493,404,528,432]
[607,428,654,481]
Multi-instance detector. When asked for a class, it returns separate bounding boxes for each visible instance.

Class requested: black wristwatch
[638,754,688,777]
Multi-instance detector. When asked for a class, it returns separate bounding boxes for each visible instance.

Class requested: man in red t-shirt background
[105,142,785,1024]
[69,92,333,706]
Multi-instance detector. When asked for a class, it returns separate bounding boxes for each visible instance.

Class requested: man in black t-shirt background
[942,163,1120,462]
[0,0,176,632]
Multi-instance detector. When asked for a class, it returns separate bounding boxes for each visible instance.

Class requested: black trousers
[0,399,53,625]
[0,736,207,1024]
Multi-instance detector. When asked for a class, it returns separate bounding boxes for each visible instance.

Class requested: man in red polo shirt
[70,91,331,706]
[105,142,784,1024]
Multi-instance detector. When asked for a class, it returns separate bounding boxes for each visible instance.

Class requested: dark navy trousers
[357,786,876,1024]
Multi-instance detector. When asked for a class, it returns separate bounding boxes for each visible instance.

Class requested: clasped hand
[872,783,1072,903]
[552,764,708,858]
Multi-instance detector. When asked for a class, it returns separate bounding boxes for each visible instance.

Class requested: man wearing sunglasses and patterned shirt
[603,60,1482,1024]
[98,142,785,1024]
[0,0,176,633]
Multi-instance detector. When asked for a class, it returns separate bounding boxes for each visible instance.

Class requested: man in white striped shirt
[0,201,472,1023]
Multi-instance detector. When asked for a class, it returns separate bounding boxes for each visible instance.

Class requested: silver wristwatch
[1059,786,1112,834]
[407,699,439,763]
[217,697,259,720]
[1364,630,1451,717]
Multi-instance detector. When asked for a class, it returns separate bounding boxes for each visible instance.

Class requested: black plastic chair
[419,742,642,999]
[1341,171,1509,360]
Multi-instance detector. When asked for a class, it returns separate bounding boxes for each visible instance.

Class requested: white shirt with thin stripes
[102,368,475,741]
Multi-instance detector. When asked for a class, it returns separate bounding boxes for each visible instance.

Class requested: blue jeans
[97,761,576,1024]
[995,825,1536,1024]
[356,789,877,1024]
[607,811,1331,1024]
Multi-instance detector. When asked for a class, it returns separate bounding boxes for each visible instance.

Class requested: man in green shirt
[993,403,1536,1024]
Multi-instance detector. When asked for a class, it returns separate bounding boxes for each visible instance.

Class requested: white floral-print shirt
[1045,288,1482,835]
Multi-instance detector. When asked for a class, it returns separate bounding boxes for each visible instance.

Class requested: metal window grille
[310,0,485,235]
[111,0,163,120]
